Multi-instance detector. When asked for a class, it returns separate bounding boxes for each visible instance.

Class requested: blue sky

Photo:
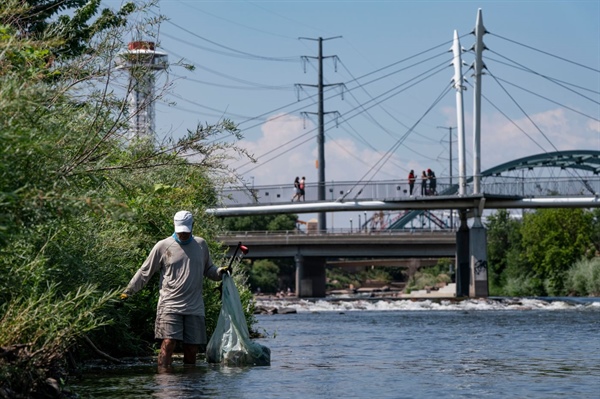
[105,0,600,194]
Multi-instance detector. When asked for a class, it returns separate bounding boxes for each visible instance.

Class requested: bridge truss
[388,150,600,230]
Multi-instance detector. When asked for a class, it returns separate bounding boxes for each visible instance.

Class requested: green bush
[406,272,437,292]
[249,259,280,293]
[502,275,546,297]
[566,257,600,296]
[326,267,395,291]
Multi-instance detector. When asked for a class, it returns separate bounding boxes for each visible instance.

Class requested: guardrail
[218,229,456,237]
[218,176,600,206]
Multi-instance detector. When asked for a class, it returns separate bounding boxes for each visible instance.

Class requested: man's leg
[158,338,176,368]
[182,315,206,365]
[183,344,199,365]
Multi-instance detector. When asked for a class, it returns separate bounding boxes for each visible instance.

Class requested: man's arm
[124,242,163,295]
[198,239,222,281]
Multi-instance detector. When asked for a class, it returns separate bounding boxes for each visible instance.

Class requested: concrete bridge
[218,230,455,297]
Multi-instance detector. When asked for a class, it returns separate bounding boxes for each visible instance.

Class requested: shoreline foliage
[486,209,600,297]
[1,1,256,397]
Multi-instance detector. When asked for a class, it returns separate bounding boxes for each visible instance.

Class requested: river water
[71,297,600,398]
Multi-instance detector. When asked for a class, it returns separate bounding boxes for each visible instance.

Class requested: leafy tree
[589,208,600,254]
[2,0,136,59]
[520,208,594,295]
[222,213,298,232]
[249,259,280,294]
[485,210,524,294]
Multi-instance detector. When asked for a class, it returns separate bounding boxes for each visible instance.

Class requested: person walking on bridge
[408,170,416,196]
[427,169,437,195]
[291,176,301,202]
[299,176,306,201]
[120,211,230,370]
[420,170,428,196]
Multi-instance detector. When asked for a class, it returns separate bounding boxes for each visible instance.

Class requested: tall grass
[0,284,116,396]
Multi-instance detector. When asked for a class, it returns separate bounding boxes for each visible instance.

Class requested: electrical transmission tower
[296,36,343,232]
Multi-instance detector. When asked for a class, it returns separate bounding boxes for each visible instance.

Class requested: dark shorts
[155,313,207,345]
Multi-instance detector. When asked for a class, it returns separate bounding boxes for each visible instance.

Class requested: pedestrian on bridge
[291,176,301,202]
[408,170,416,196]
[421,170,428,196]
[427,169,437,195]
[299,176,306,201]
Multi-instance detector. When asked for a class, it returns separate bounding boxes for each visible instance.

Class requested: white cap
[174,211,193,233]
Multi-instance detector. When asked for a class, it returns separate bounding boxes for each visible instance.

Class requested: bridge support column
[456,210,470,297]
[469,203,489,297]
[294,254,304,298]
[295,254,326,298]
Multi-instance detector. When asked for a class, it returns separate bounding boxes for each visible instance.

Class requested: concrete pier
[469,204,489,297]
[455,210,470,297]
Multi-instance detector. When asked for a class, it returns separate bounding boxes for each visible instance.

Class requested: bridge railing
[218,227,454,237]
[480,175,600,197]
[217,176,600,206]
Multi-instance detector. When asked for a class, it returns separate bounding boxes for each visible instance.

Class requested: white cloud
[587,119,600,134]
[480,108,594,170]
[233,106,597,191]
[237,113,406,187]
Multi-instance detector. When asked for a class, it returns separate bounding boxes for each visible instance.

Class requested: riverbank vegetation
[487,209,600,296]
[1,1,255,397]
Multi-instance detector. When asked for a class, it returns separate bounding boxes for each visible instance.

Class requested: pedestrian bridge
[211,151,600,232]
[217,150,600,209]
[211,150,600,299]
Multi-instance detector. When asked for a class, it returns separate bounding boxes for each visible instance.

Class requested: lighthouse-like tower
[116,41,168,141]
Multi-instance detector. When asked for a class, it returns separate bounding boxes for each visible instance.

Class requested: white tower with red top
[116,41,168,141]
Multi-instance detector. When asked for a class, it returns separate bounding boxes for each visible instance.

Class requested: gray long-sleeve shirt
[125,236,220,317]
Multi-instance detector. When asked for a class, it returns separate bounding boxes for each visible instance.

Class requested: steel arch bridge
[387,150,600,230]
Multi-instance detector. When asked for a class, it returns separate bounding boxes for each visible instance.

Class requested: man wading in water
[120,211,229,369]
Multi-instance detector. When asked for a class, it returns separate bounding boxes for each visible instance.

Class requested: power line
[485,55,600,96]
[491,76,599,122]
[489,32,600,73]
[341,82,454,200]
[174,0,299,40]
[168,71,293,91]
[235,58,451,176]
[151,10,299,62]
[487,49,600,106]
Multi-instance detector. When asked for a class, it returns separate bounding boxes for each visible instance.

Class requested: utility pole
[437,126,455,228]
[297,36,342,233]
